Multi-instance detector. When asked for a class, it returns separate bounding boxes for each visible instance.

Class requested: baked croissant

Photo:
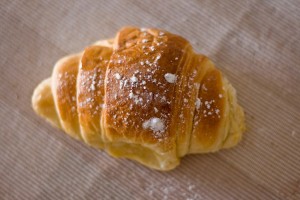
[32,27,245,170]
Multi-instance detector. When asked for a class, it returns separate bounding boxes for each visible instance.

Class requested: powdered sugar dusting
[105,27,186,141]
[195,98,201,109]
[90,84,96,91]
[129,91,134,99]
[145,177,202,200]
[57,71,78,117]
[130,75,138,83]
[154,53,161,63]
[77,62,108,118]
[114,73,121,80]
[142,39,149,43]
[143,117,165,133]
[164,73,177,83]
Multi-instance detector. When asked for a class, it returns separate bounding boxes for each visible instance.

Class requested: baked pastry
[32,27,245,170]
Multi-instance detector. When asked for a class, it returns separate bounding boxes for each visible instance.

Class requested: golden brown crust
[51,53,82,140]
[32,78,61,129]
[77,45,112,148]
[104,27,193,169]
[173,53,206,157]
[32,27,245,171]
[190,68,226,152]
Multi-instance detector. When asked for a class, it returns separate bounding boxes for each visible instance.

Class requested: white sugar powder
[114,73,121,80]
[129,92,134,99]
[130,75,138,83]
[164,73,177,83]
[195,98,201,109]
[142,117,165,132]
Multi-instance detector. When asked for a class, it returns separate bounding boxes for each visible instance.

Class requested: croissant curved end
[222,79,245,148]
[32,78,61,129]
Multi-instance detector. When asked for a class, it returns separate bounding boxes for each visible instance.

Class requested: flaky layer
[77,45,112,148]
[32,27,245,171]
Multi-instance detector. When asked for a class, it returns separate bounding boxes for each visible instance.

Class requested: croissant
[32,27,245,170]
